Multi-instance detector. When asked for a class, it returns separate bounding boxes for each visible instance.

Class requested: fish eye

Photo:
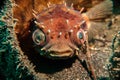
[77,31,83,39]
[32,29,46,45]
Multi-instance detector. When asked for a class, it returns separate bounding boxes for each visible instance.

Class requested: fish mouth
[48,50,74,58]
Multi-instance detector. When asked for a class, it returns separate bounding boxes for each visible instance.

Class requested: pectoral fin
[82,0,113,41]
[83,0,113,21]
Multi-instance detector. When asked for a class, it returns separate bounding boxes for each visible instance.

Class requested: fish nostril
[65,33,68,39]
[57,35,61,38]
[50,36,54,39]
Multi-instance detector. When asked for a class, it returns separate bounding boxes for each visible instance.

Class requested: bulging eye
[32,29,46,45]
[77,31,83,39]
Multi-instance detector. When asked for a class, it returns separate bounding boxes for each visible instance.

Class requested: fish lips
[46,50,75,59]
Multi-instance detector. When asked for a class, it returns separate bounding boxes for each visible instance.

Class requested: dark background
[0,0,5,9]
[112,0,120,14]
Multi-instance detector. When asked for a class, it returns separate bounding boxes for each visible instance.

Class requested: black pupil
[79,32,83,39]
[36,34,42,41]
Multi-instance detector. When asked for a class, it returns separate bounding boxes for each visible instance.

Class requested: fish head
[32,4,88,59]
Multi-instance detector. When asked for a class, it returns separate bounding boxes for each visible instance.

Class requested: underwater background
[0,0,120,80]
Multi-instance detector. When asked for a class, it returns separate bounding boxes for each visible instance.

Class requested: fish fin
[81,0,113,40]
[84,0,113,21]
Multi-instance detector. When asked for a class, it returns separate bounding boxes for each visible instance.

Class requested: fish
[13,0,113,80]
[30,0,113,59]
